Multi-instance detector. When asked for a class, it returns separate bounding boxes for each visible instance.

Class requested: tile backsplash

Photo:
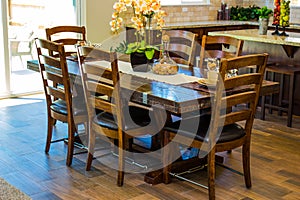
[162,0,300,24]
[163,0,240,23]
[290,6,300,24]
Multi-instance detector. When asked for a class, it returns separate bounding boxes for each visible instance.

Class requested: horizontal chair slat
[46,86,65,100]
[84,64,113,79]
[87,81,114,97]
[82,47,113,61]
[54,38,80,46]
[222,109,252,125]
[45,71,63,84]
[225,55,266,71]
[89,97,116,114]
[224,73,261,89]
[40,55,61,68]
[223,91,256,108]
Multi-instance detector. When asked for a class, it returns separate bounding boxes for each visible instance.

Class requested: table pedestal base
[144,155,224,185]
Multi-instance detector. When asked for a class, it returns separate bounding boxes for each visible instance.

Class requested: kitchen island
[127,20,300,44]
[208,29,300,117]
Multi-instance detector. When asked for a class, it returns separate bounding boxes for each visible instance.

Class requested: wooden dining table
[27,55,279,184]
[27,57,279,116]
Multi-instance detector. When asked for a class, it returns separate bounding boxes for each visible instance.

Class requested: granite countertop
[164,20,258,29]
[164,20,300,30]
[127,20,300,31]
[208,29,300,47]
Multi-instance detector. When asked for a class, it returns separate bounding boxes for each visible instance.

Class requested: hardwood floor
[0,94,299,200]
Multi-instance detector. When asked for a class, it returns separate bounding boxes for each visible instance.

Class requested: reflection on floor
[0,94,299,200]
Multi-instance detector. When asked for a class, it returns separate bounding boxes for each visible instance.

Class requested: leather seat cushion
[50,99,86,116]
[93,106,151,131]
[164,114,246,144]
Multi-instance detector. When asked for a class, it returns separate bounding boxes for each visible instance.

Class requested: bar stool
[261,64,300,127]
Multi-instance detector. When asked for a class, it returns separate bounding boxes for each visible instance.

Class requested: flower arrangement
[109,0,166,59]
[110,0,166,33]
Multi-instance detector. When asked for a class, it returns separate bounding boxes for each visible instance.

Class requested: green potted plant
[256,6,273,35]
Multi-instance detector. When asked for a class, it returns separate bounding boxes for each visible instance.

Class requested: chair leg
[86,123,94,171]
[260,96,266,120]
[208,148,216,200]
[45,116,54,153]
[66,123,75,166]
[242,142,252,188]
[260,70,267,120]
[287,74,295,127]
[278,73,284,116]
[86,153,93,171]
[117,131,125,186]
[269,71,275,114]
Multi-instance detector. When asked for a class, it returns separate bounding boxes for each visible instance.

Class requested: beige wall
[85,0,115,43]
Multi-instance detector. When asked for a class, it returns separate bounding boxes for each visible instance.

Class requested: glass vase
[152,35,178,75]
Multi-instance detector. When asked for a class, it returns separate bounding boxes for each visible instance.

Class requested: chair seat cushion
[93,106,151,131]
[164,114,246,144]
[50,99,86,116]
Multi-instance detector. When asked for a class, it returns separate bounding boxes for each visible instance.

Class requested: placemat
[87,60,201,85]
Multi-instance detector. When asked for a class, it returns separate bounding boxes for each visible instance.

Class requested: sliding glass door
[0,0,84,98]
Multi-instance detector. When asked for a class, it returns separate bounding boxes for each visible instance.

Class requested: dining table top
[27,57,279,115]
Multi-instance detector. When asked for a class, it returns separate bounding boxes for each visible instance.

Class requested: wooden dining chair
[45,25,86,57]
[163,53,268,200]
[164,30,198,67]
[199,35,244,77]
[77,46,165,186]
[35,38,87,166]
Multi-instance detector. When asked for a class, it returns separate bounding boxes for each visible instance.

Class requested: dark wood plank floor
[0,94,299,200]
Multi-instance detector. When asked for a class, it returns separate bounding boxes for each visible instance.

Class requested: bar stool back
[260,64,300,127]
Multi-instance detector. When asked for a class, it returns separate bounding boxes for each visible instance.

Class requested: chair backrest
[199,35,244,76]
[164,30,198,67]
[77,46,124,136]
[35,38,73,121]
[209,53,268,144]
[46,25,86,56]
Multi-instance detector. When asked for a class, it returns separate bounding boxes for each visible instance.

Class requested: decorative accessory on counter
[217,2,230,20]
[217,10,223,20]
[272,0,280,35]
[272,24,280,35]
[257,6,273,35]
[279,0,290,36]
[152,34,178,75]
[224,7,230,20]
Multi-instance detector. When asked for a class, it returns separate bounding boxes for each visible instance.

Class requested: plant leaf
[145,48,155,60]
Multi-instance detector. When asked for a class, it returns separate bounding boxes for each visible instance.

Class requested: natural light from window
[290,0,300,6]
